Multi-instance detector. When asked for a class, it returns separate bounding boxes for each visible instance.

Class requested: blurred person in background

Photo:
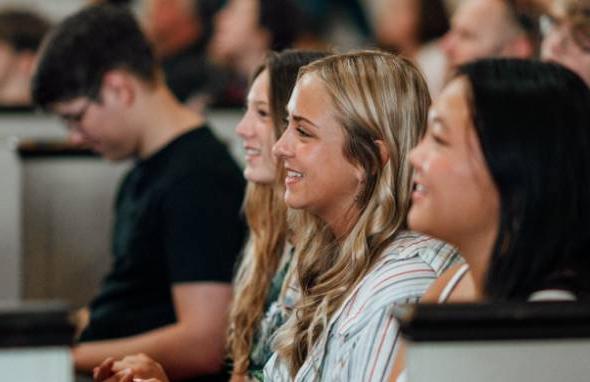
[541,0,590,86]
[369,0,450,97]
[32,5,245,381]
[442,0,539,75]
[208,0,304,107]
[142,0,228,109]
[0,8,50,107]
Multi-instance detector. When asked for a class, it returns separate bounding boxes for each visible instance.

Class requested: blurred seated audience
[0,8,50,107]
[541,0,590,86]
[369,0,450,97]
[390,58,590,380]
[208,0,304,107]
[442,0,539,75]
[141,0,228,109]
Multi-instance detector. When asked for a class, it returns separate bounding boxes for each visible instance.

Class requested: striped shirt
[264,231,461,381]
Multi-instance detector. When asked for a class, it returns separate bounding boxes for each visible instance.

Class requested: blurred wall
[0,0,81,21]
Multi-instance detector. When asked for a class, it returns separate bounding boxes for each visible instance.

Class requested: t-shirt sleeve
[161,169,246,283]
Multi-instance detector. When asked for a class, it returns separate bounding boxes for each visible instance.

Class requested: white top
[438,263,470,303]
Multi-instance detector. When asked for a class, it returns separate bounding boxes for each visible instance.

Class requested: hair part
[273,50,431,375]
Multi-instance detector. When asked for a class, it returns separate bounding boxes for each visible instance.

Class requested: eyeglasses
[58,100,92,127]
[540,14,590,53]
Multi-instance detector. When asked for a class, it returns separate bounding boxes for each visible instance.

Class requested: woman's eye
[432,134,448,145]
[257,109,269,118]
[296,127,312,138]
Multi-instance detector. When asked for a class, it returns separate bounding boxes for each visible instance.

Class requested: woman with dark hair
[389,58,590,380]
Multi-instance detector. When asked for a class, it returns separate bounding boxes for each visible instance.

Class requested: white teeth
[415,184,426,192]
[287,170,303,178]
[245,148,261,155]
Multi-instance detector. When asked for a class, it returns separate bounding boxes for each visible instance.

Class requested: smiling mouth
[285,169,303,185]
[412,182,427,200]
[244,147,261,159]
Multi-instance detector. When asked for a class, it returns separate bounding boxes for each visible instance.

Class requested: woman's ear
[375,139,390,168]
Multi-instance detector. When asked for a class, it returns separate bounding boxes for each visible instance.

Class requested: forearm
[73,322,225,380]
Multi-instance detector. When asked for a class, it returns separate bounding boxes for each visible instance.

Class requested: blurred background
[0,0,557,307]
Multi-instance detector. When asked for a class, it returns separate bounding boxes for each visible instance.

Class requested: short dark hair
[417,0,449,44]
[506,0,542,50]
[32,4,158,108]
[0,8,51,52]
[458,59,590,301]
[194,0,226,46]
[259,0,303,51]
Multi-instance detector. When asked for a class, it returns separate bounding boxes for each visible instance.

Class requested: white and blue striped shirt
[264,231,461,381]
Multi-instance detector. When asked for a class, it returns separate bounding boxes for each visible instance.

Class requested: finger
[105,369,133,382]
[113,354,144,371]
[112,358,139,372]
[119,372,135,382]
[94,357,116,381]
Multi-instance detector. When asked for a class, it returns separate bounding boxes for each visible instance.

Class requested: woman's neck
[324,206,360,241]
[456,226,498,300]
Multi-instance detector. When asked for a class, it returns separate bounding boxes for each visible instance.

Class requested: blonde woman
[91,50,328,382]
[264,51,461,381]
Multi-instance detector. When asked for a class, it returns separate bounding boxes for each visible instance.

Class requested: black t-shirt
[80,125,245,348]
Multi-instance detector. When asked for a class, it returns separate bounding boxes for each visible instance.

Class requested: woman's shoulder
[335,233,459,327]
[380,231,462,274]
[420,263,468,303]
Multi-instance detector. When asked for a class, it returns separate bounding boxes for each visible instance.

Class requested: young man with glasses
[541,0,590,86]
[32,5,246,381]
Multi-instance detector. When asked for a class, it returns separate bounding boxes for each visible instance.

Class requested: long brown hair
[273,51,431,375]
[227,50,329,375]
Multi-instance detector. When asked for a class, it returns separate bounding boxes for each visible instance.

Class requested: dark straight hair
[458,59,590,301]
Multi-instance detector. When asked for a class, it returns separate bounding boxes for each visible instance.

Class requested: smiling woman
[264,51,461,381]
[389,57,590,382]
[227,49,329,382]
[273,71,364,232]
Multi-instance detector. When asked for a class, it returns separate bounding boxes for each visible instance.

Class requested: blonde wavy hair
[273,51,431,375]
[227,50,329,375]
